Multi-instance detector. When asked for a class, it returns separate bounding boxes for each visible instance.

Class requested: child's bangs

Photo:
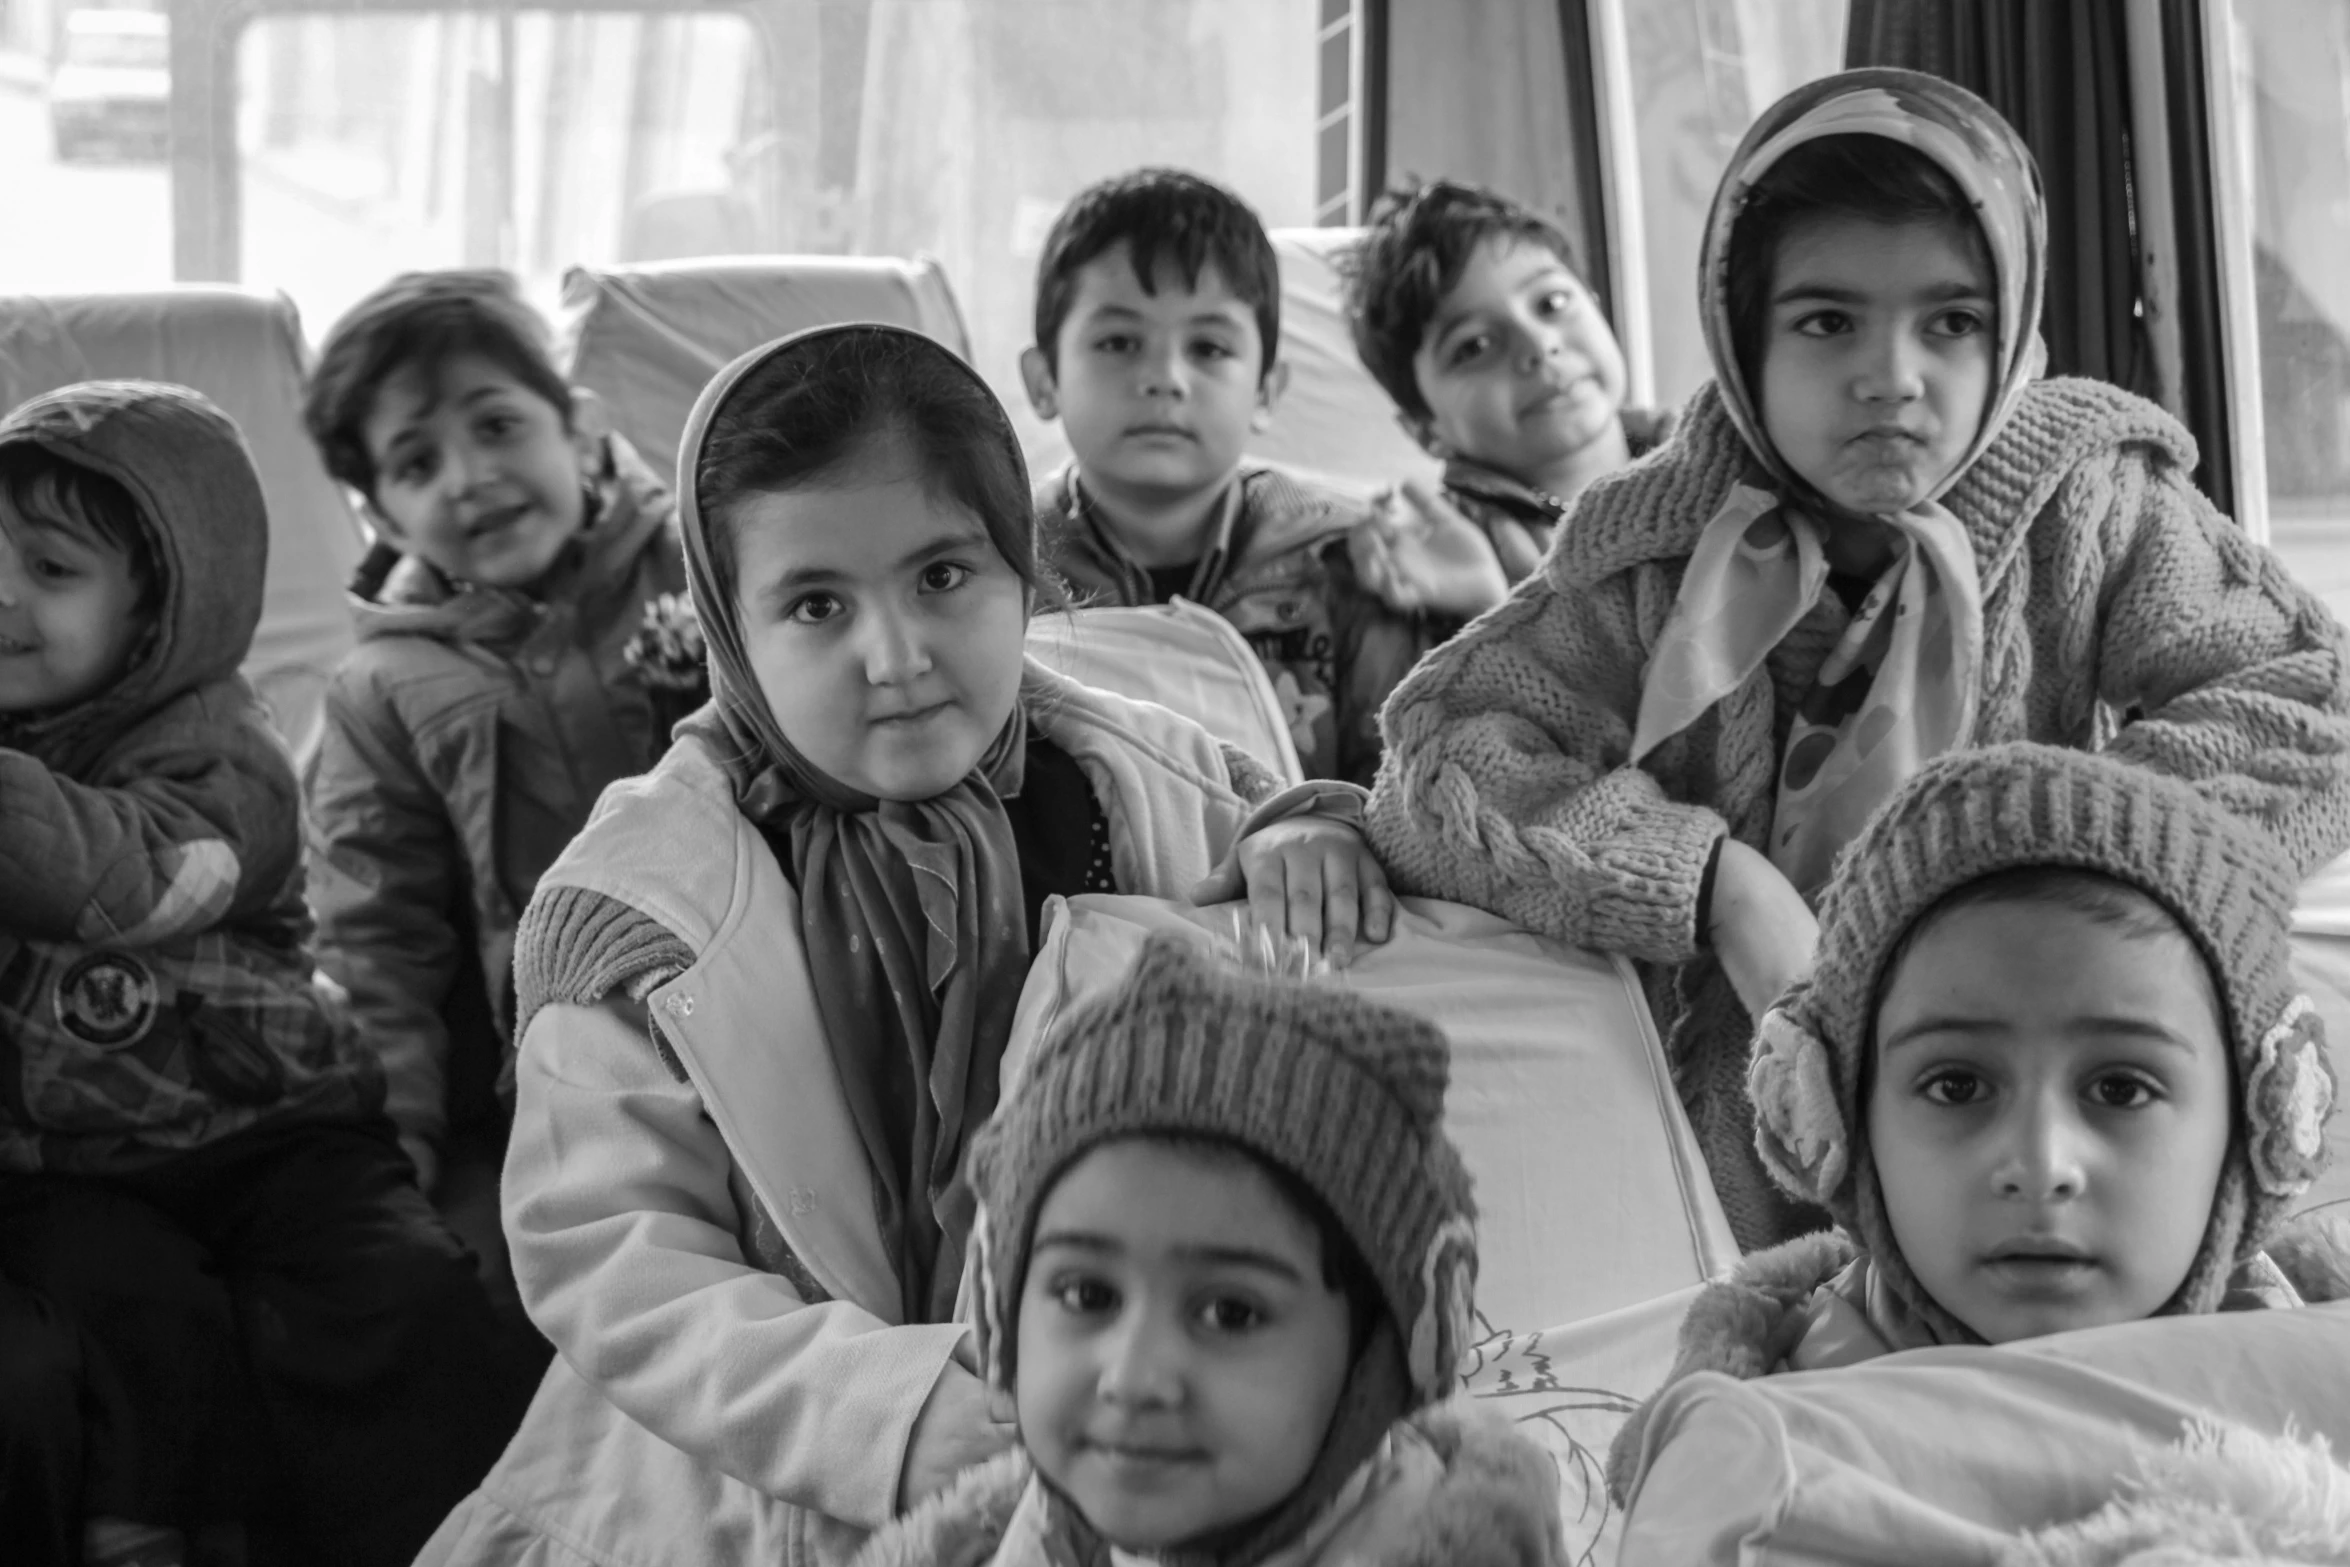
[1724,133,1990,388]
[0,451,152,571]
[696,331,1044,610]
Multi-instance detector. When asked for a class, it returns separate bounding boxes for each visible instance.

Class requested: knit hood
[1747,743,2339,1342]
[0,380,267,774]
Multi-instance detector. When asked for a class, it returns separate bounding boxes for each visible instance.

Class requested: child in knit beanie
[1607,742,2347,1502]
[853,932,1566,1567]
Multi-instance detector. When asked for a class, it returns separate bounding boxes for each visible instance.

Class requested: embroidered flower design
[623,593,709,694]
[1748,1005,1847,1203]
[1269,668,1333,756]
[2245,994,2337,1196]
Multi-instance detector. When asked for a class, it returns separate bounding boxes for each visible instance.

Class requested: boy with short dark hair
[1021,168,1434,786]
[0,380,531,1565]
[1345,179,1672,586]
[301,269,691,1220]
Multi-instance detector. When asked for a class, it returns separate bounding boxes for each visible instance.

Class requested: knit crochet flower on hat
[1749,1000,1848,1207]
[2245,994,2339,1198]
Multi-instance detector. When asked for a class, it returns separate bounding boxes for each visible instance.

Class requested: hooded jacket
[302,432,684,1190]
[0,380,382,1173]
[1365,71,2350,1253]
[851,1405,1565,1567]
[1038,462,1440,787]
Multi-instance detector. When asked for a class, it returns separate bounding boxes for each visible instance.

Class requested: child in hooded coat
[0,382,534,1565]
[1364,69,2350,1251]
[852,933,1563,1567]
[417,324,1395,1567]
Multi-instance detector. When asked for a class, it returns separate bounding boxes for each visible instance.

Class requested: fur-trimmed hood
[2007,1418,2350,1566]
[852,1404,1565,1567]
[1606,1212,2350,1504]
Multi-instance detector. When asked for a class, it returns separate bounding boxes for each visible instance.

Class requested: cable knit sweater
[1367,376,2350,1250]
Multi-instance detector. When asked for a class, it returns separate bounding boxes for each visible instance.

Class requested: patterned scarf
[1632,69,2048,897]
[675,324,1032,1326]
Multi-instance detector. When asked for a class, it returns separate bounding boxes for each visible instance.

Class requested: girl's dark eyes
[1790,309,1854,337]
[2087,1073,2162,1111]
[786,591,843,625]
[1050,1277,1119,1315]
[918,561,973,593]
[1919,1069,1989,1107]
[1932,308,1988,337]
[29,556,75,581]
[1197,1295,1270,1334]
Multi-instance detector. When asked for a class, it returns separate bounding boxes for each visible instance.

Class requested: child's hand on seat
[1348,479,1511,619]
[1190,817,1397,969]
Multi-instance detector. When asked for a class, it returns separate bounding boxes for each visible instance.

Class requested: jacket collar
[1442,456,1566,525]
[1055,463,1249,605]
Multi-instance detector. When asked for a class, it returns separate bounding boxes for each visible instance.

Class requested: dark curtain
[1845,0,2152,402]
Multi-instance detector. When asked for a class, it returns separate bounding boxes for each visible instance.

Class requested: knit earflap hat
[1749,743,2337,1340]
[966,932,1478,1565]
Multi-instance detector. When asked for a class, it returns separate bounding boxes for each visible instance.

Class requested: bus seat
[1025,600,1305,787]
[1253,228,1444,499]
[1009,892,1737,1337]
[558,255,973,485]
[0,286,364,753]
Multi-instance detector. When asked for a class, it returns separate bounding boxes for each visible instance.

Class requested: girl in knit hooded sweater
[1365,68,2350,1250]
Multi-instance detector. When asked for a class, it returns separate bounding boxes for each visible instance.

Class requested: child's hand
[1348,480,1510,619]
[898,1363,1015,1513]
[1708,839,1819,1018]
[1190,817,1396,969]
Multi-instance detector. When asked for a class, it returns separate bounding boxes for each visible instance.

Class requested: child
[853,932,1563,1567]
[1021,167,1438,786]
[1365,68,2350,1252]
[416,323,1395,1566]
[1343,178,1673,602]
[301,269,689,1224]
[0,382,534,1564]
[1605,741,2345,1502]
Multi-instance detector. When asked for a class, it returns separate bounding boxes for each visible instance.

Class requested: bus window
[2214,0,2350,606]
[1,1,174,289]
[1614,0,1845,409]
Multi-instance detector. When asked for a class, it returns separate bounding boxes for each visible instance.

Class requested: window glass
[0,0,174,290]
[2218,0,2350,608]
[1620,0,1845,408]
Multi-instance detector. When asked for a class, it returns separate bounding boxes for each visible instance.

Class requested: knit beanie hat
[966,932,1477,1565]
[1749,743,2337,1341]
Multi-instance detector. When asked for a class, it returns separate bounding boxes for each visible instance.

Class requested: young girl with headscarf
[415,323,1394,1566]
[1365,68,2350,1250]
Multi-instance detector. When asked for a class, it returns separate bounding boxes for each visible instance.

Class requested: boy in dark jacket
[1021,169,1437,786]
[301,271,690,1236]
[0,381,530,1565]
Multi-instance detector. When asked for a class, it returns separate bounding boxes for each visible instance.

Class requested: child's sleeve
[302,683,465,1193]
[507,996,966,1530]
[1364,570,1730,960]
[1327,543,1456,789]
[0,708,298,947]
[2091,449,2350,873]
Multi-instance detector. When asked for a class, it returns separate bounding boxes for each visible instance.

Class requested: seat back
[0,287,364,752]
[1025,600,1303,787]
[1251,228,1443,498]
[558,255,973,487]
